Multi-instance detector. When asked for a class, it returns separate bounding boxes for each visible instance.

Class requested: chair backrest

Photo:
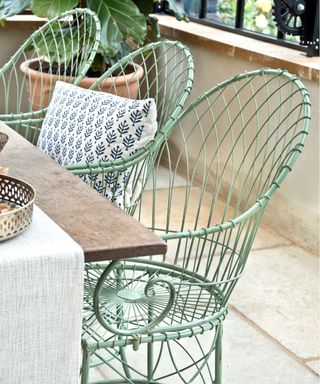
[137,68,311,303]
[0,8,100,141]
[68,40,194,212]
[89,40,194,132]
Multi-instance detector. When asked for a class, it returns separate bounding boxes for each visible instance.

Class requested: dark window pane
[206,0,222,23]
[216,0,237,26]
[183,0,201,17]
[285,34,300,44]
[179,0,305,50]
[243,0,277,36]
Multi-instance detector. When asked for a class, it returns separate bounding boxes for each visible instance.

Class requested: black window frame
[159,0,311,53]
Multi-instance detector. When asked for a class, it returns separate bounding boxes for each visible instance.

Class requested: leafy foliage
[87,0,146,57]
[31,0,78,20]
[0,0,187,67]
[32,25,81,65]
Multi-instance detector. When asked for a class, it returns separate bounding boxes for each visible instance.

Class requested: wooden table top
[0,123,166,262]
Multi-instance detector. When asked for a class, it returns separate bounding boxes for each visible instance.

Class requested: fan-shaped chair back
[137,67,311,309]
[67,40,194,212]
[89,40,194,130]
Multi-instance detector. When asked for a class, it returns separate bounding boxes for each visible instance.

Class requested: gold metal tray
[0,175,35,241]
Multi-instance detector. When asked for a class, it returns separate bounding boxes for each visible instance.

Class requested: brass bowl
[0,175,35,241]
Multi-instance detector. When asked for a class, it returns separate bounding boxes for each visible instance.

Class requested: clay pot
[20,59,144,111]
[78,64,144,98]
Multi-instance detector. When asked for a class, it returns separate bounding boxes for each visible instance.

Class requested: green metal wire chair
[0,8,100,143]
[81,68,311,383]
[66,40,194,213]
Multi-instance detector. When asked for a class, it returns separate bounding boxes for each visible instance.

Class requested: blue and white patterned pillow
[37,81,157,208]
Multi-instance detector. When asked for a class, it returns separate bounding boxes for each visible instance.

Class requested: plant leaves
[132,0,154,16]
[32,25,81,65]
[30,0,78,19]
[0,0,30,19]
[145,15,160,43]
[88,0,147,57]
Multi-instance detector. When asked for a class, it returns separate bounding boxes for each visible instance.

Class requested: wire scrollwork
[93,260,176,339]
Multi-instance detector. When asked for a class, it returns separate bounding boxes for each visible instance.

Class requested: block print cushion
[37,81,157,209]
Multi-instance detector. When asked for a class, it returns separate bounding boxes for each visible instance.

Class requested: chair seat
[83,260,226,348]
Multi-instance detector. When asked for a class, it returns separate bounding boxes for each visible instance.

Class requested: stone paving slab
[223,310,318,384]
[306,360,320,376]
[89,310,318,383]
[140,187,292,252]
[231,245,320,361]
[90,368,104,381]
[253,225,292,250]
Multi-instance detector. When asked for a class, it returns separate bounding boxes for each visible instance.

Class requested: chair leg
[215,324,223,384]
[81,340,90,384]
[119,343,132,379]
[147,342,154,381]
[116,266,133,380]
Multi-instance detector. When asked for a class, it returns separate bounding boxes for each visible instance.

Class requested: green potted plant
[0,0,187,102]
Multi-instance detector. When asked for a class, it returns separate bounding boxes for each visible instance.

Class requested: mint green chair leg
[117,266,133,380]
[215,324,223,384]
[81,340,90,384]
[147,343,154,381]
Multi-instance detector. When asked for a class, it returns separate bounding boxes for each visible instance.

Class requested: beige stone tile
[306,360,320,376]
[252,225,292,250]
[224,310,318,384]
[230,245,320,359]
[139,185,292,259]
[141,161,292,250]
[144,165,187,190]
[91,310,318,383]
[139,186,222,232]
[89,367,106,381]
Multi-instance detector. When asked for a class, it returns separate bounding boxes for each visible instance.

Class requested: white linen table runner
[0,205,84,384]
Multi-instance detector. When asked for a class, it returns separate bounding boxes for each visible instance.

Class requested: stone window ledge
[157,15,320,82]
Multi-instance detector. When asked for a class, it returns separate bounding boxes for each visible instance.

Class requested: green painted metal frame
[81,68,311,383]
[0,8,101,143]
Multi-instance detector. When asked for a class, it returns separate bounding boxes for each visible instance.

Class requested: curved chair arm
[0,107,49,123]
[66,132,162,175]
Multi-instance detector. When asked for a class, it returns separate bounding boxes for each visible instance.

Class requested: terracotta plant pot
[20,58,144,111]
